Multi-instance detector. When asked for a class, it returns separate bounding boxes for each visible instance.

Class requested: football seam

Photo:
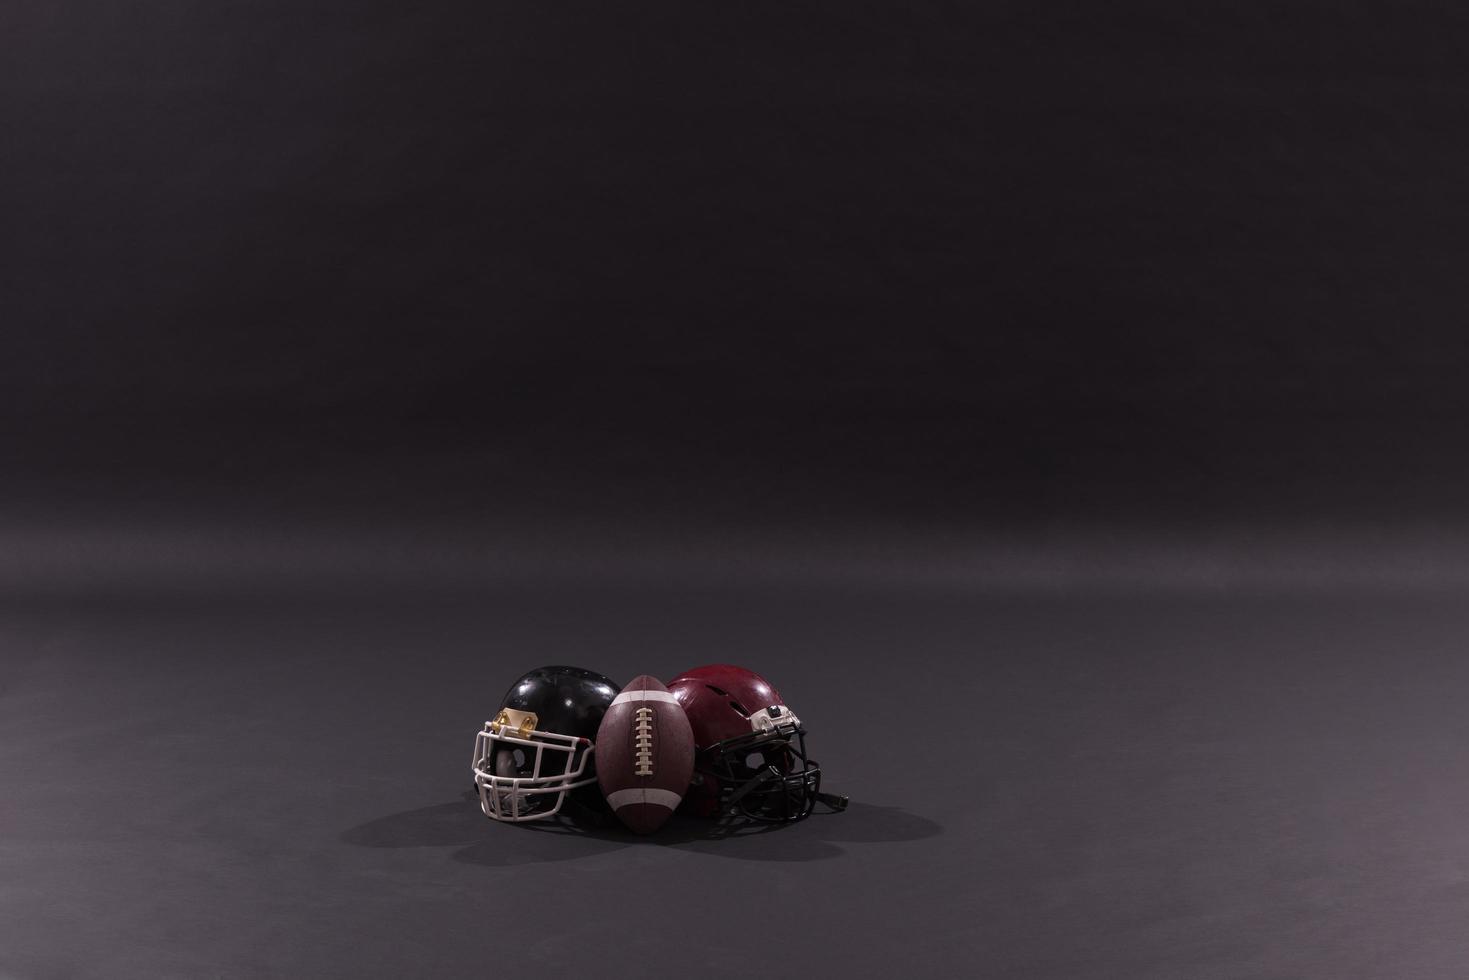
[634,706,654,776]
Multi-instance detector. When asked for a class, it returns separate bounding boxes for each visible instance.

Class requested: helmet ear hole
[493,746,531,777]
[743,751,764,771]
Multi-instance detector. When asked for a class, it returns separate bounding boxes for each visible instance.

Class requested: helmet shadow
[339,790,941,866]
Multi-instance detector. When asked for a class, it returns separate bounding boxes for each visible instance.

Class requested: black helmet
[470,665,621,821]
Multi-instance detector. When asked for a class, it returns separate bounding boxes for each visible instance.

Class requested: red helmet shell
[666,664,787,748]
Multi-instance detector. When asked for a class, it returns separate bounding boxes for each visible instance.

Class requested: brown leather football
[595,674,695,834]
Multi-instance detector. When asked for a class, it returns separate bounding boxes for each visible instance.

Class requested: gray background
[6,1,1469,977]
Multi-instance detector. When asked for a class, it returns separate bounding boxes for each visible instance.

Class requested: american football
[595,674,695,834]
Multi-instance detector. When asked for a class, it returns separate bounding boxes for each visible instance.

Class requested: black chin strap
[724,767,781,813]
[816,791,849,812]
[560,793,619,829]
[724,767,851,817]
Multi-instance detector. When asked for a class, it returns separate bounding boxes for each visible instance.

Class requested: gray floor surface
[3,568,1467,978]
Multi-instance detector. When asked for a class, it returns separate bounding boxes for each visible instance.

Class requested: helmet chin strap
[722,767,850,819]
[558,792,619,829]
[723,766,781,814]
[816,791,849,811]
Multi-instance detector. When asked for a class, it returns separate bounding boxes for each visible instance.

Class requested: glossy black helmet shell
[498,665,621,739]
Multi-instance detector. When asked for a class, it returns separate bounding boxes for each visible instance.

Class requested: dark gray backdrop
[4,2,1469,977]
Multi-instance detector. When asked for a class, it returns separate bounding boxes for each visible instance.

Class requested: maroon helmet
[667,664,847,822]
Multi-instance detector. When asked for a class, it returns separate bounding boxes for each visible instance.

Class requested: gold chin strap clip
[490,708,539,738]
